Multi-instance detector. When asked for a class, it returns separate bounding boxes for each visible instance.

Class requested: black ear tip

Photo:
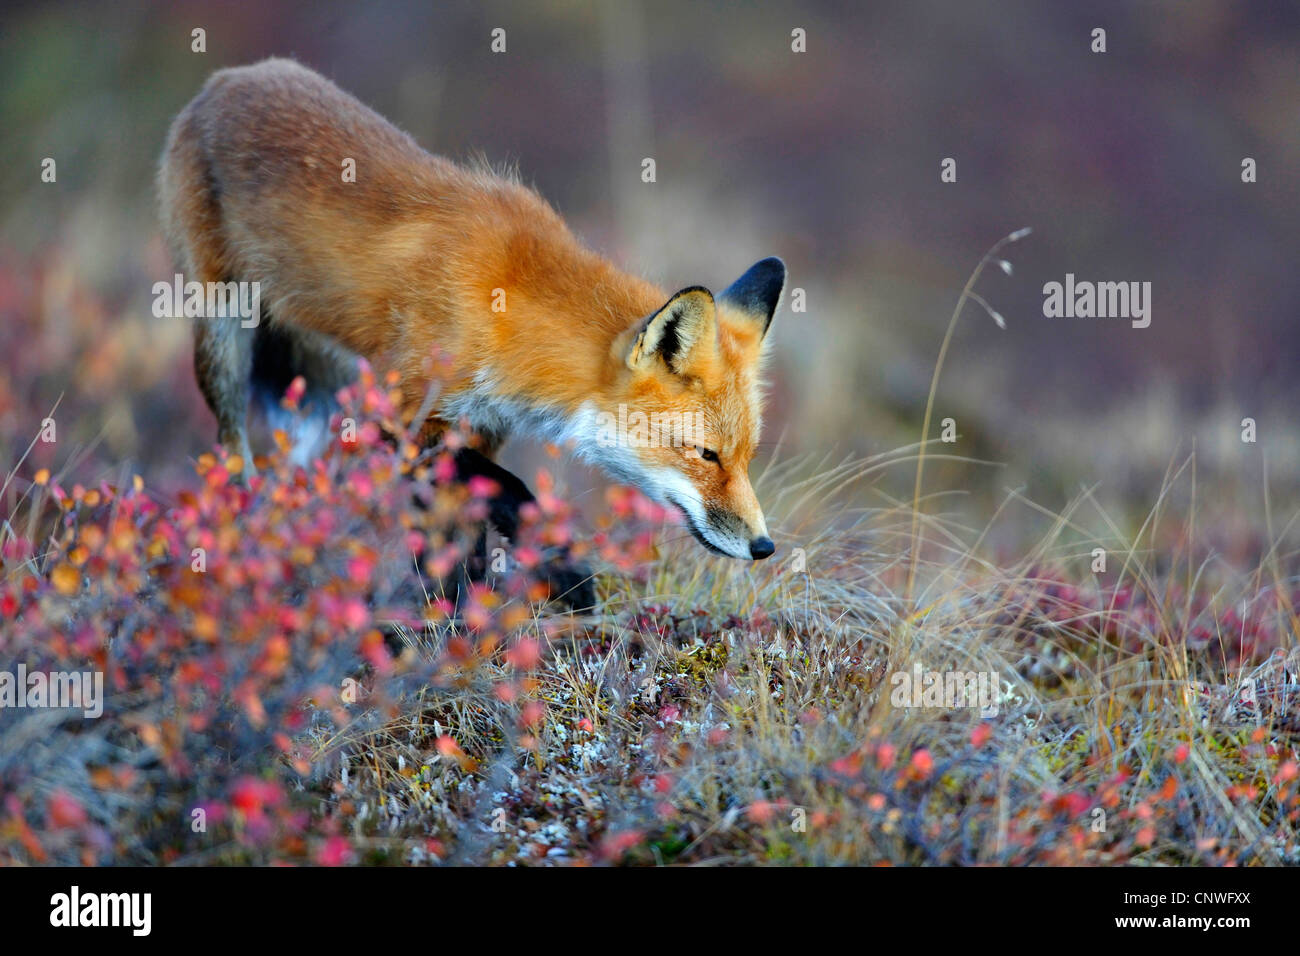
[719,257,787,328]
[675,284,716,304]
[752,257,786,281]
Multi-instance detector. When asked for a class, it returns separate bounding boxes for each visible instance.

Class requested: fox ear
[718,257,786,337]
[627,286,717,374]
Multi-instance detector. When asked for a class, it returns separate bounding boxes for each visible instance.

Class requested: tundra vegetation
[1,255,1297,867]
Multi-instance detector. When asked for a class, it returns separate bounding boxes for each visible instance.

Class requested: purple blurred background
[2,0,1297,529]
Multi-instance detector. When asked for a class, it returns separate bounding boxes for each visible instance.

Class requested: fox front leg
[452,447,595,610]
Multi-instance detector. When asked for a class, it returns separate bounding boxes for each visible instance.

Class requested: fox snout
[697,518,774,561]
[680,498,773,561]
[713,511,774,560]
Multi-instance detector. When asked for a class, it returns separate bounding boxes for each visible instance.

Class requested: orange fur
[159,58,785,559]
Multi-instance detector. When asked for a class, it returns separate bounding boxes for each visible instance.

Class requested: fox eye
[697,446,720,464]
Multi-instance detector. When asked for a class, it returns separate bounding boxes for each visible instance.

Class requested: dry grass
[299,446,1300,865]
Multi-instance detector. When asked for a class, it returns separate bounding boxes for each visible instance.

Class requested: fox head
[596,258,785,560]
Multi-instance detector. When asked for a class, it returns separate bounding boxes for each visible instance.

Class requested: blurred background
[2,0,1297,554]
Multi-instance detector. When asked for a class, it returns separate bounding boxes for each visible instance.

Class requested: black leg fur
[452,448,595,610]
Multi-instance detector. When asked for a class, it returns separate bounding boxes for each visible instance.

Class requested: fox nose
[749,536,775,560]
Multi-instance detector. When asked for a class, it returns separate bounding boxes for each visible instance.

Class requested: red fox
[158,58,783,579]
